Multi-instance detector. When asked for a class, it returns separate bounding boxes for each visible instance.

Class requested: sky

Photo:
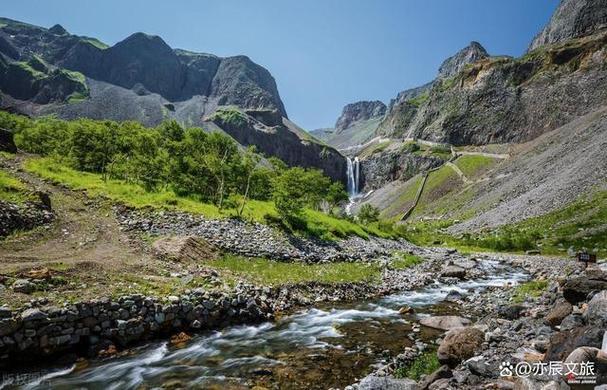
[3,0,560,130]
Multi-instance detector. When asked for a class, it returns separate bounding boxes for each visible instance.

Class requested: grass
[12,61,46,80]
[406,91,430,108]
[454,155,497,177]
[512,280,548,303]
[394,350,440,380]
[209,107,248,128]
[81,37,109,50]
[0,170,32,204]
[390,252,423,269]
[25,157,385,241]
[207,255,381,286]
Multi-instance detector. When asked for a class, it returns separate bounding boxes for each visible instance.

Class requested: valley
[0,0,606,389]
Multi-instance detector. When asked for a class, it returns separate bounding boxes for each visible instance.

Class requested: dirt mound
[152,236,218,262]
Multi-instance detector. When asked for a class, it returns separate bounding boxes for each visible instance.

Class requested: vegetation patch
[207,255,381,286]
[390,252,423,269]
[512,280,548,303]
[0,170,32,204]
[394,350,440,380]
[406,91,430,108]
[454,155,497,177]
[209,107,248,128]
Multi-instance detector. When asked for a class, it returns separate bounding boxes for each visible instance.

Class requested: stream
[11,261,528,390]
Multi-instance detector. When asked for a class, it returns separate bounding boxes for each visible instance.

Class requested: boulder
[420,316,472,331]
[419,365,452,390]
[441,265,466,279]
[544,326,603,362]
[357,375,418,390]
[0,128,16,153]
[152,236,217,262]
[585,290,607,328]
[496,305,525,320]
[544,300,573,327]
[20,308,47,322]
[12,279,36,294]
[437,327,485,367]
[562,272,607,304]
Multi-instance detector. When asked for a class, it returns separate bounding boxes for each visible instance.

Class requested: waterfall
[346,157,360,197]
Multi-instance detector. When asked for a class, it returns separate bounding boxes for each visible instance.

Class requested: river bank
[2,251,584,389]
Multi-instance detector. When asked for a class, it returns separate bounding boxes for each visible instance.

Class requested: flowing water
[8,261,527,390]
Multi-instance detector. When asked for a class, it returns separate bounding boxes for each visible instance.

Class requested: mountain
[312,101,387,152]
[344,0,607,237]
[528,0,607,51]
[0,17,345,182]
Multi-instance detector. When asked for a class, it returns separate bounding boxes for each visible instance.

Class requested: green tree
[272,167,308,224]
[358,203,380,224]
[326,182,349,211]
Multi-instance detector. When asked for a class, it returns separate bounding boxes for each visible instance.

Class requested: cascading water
[346,157,360,197]
[345,157,361,214]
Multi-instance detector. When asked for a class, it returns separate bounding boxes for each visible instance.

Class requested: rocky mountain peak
[335,100,386,131]
[528,0,607,51]
[438,41,489,78]
[49,24,68,36]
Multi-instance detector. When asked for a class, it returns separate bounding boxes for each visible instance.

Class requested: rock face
[360,149,443,190]
[335,101,386,132]
[437,41,489,79]
[529,0,607,51]
[314,101,387,151]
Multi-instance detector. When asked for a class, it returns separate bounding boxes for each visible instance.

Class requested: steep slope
[312,101,386,151]
[0,17,345,182]
[529,0,607,51]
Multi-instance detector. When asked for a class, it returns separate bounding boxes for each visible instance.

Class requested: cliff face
[335,101,386,132]
[529,0,607,51]
[437,41,489,79]
[311,101,387,151]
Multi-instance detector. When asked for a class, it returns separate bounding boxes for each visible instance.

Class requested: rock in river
[420,316,471,331]
[437,327,484,367]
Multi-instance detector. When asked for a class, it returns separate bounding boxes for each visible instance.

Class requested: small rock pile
[0,198,53,237]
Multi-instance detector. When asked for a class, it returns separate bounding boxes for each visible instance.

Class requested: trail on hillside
[0,156,151,268]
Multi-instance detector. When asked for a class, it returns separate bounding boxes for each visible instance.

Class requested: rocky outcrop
[0,199,53,237]
[0,128,16,153]
[360,148,443,190]
[335,101,386,132]
[437,41,489,79]
[208,110,347,183]
[529,0,607,51]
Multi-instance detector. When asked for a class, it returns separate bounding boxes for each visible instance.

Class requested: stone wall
[0,282,378,365]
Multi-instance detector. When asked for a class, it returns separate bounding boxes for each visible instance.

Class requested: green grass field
[454,155,497,177]
[208,255,381,285]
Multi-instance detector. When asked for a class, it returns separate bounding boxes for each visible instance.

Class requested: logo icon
[499,362,514,377]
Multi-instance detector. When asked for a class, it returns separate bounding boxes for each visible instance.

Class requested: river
[9,260,527,390]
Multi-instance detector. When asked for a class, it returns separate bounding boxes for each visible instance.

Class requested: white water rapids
[8,261,528,389]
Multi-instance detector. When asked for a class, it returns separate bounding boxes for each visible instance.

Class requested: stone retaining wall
[0,282,378,365]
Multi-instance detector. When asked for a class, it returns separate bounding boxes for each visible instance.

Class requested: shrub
[357,204,380,224]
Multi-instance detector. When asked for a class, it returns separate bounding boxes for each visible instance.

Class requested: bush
[357,204,380,224]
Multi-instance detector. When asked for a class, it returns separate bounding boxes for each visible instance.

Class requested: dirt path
[0,156,150,267]
[0,156,189,306]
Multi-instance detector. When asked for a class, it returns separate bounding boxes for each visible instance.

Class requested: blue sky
[3,0,559,130]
